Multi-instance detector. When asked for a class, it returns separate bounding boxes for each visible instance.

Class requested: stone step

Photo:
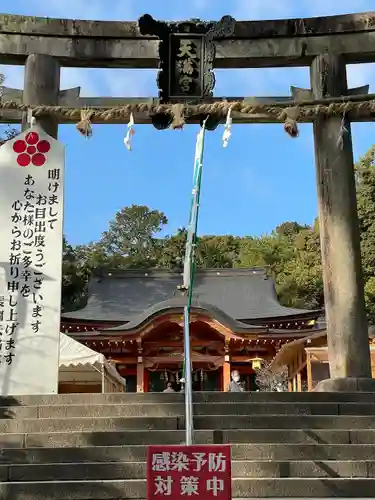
[0,427,366,446]
[3,477,375,498]
[4,391,375,406]
[0,429,353,448]
[4,412,375,432]
[2,401,374,418]
[0,415,181,432]
[2,444,375,463]
[1,460,374,481]
[194,415,375,430]
[0,429,190,448]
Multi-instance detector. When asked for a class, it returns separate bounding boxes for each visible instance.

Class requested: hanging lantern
[252,357,263,370]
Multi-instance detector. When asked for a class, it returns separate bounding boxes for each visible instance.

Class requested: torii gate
[1,11,375,392]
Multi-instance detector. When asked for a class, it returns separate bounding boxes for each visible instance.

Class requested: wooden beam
[136,360,144,392]
[297,371,302,392]
[2,32,375,69]
[143,340,222,347]
[0,35,159,68]
[289,361,307,381]
[231,353,269,361]
[215,32,375,68]
[1,12,375,68]
[296,350,303,392]
[2,12,375,39]
[1,85,81,103]
[291,85,370,101]
[306,351,313,392]
[101,356,137,364]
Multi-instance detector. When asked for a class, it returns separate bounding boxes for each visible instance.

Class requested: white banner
[183,125,206,291]
[0,126,64,395]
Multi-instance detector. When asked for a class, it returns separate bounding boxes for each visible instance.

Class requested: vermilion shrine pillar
[223,361,231,392]
[22,54,60,138]
[311,53,374,391]
[223,340,231,392]
[136,342,144,392]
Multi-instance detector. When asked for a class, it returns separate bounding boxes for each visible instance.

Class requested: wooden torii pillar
[311,52,375,392]
[22,54,61,138]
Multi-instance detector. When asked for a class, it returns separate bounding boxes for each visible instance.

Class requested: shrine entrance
[2,10,375,394]
[147,367,222,392]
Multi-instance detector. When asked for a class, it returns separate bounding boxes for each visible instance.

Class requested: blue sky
[1,0,375,245]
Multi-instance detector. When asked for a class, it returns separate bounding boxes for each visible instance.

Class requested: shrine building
[61,267,323,392]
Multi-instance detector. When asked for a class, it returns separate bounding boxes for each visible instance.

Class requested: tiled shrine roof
[62,267,321,329]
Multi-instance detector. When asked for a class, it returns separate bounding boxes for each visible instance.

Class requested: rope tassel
[336,113,348,150]
[170,104,185,129]
[283,107,300,138]
[76,108,94,137]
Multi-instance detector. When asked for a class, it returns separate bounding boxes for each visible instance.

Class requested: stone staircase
[2,392,375,498]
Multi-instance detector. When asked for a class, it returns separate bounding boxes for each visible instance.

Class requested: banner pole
[182,122,207,446]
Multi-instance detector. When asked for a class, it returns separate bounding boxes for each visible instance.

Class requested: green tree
[61,205,168,308]
[156,228,187,269]
[275,221,308,240]
[356,145,375,322]
[276,227,323,309]
[234,222,323,309]
[99,204,168,268]
[236,234,295,274]
[61,236,90,312]
[0,71,19,145]
[196,235,238,268]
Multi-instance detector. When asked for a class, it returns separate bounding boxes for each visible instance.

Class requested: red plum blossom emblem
[13,132,51,167]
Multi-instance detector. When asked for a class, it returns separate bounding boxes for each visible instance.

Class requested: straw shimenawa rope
[1,97,375,136]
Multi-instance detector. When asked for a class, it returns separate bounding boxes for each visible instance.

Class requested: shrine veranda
[1,11,375,395]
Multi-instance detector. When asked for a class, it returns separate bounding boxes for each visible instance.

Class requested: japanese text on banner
[147,445,231,500]
[0,126,64,395]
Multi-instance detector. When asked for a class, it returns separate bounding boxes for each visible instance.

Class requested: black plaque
[138,14,235,103]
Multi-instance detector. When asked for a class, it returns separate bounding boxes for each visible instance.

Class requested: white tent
[58,332,125,393]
